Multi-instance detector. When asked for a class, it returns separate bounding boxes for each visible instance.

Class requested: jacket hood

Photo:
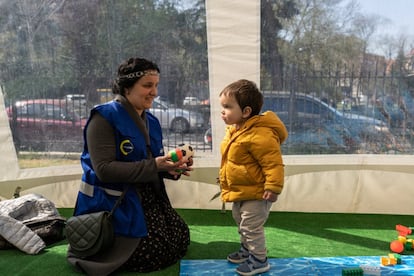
[244,111,288,143]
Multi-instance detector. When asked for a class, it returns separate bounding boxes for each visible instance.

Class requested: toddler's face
[219,94,244,126]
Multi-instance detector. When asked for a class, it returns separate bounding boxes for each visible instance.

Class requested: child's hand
[263,190,278,202]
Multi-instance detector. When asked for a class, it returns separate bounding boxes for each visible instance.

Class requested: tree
[0,1,66,99]
[261,0,298,90]
[57,0,106,102]
[0,0,208,105]
[174,0,208,105]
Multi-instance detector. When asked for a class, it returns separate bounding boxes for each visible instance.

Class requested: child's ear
[242,106,252,118]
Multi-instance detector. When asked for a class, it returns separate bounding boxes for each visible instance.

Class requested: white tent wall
[0,85,82,203]
[1,0,413,215]
[0,85,19,180]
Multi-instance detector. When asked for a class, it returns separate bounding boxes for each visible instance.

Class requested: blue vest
[74,100,164,237]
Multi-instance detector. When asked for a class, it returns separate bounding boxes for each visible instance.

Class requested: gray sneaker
[236,255,270,276]
[227,246,249,264]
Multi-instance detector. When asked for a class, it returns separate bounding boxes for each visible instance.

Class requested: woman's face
[125,71,159,115]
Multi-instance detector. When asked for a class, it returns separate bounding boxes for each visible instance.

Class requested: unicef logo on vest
[120,139,134,155]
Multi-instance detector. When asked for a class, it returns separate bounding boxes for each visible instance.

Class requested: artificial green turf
[0,209,412,275]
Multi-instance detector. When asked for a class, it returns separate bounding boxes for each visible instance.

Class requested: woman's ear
[242,106,252,118]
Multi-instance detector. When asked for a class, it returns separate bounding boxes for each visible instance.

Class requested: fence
[4,65,414,156]
[261,64,414,154]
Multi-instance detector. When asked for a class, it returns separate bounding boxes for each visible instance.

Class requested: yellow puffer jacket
[219,111,288,202]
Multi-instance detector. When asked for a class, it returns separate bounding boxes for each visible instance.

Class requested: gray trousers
[232,200,272,261]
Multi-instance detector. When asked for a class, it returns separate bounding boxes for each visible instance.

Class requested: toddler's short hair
[220,79,263,117]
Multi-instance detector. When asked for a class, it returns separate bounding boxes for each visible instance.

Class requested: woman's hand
[178,157,194,176]
[155,155,183,171]
[155,155,193,178]
[179,157,194,176]
[186,156,194,167]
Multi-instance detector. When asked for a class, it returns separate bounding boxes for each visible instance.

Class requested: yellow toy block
[381,256,397,266]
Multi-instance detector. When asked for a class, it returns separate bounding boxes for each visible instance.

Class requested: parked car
[401,92,414,128]
[203,127,212,146]
[64,94,86,106]
[261,92,394,154]
[375,96,405,128]
[347,105,388,124]
[183,96,200,106]
[150,98,205,133]
[6,99,87,152]
[64,94,88,119]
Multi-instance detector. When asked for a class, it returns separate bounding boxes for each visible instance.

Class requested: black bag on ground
[25,216,66,245]
[65,188,127,258]
[65,211,114,258]
[0,217,66,250]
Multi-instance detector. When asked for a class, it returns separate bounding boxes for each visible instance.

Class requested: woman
[67,57,191,275]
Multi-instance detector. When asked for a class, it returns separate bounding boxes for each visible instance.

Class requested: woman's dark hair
[220,79,263,117]
[112,57,160,96]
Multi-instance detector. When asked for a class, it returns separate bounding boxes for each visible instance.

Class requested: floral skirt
[122,187,190,272]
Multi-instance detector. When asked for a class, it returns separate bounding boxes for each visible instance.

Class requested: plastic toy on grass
[390,224,414,254]
[396,224,412,237]
[390,240,405,254]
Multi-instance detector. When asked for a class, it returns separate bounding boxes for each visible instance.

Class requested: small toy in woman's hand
[168,144,194,173]
[168,143,194,162]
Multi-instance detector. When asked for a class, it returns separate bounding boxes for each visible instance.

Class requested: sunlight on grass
[327,228,392,240]
[17,153,80,168]
[189,225,238,244]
